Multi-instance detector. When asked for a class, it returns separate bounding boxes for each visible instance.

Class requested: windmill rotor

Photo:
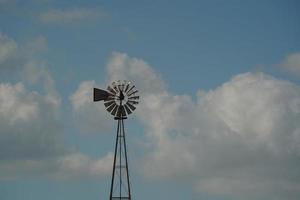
[93,80,139,119]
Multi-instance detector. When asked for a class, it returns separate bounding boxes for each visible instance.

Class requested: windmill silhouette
[93,80,139,200]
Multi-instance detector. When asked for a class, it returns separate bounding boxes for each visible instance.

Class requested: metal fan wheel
[104,80,139,118]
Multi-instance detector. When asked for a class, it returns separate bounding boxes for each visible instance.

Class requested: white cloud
[0,32,48,79]
[0,32,60,109]
[0,32,17,65]
[70,80,113,133]
[281,52,300,75]
[39,7,108,24]
[0,71,110,181]
[72,52,300,199]
[0,152,113,180]
[140,72,300,200]
[0,34,62,163]
[106,52,165,94]
[0,82,62,161]
[54,152,113,179]
[0,33,111,180]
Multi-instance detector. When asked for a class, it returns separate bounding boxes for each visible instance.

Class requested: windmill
[93,80,139,200]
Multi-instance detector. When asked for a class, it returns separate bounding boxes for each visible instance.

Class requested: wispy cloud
[39,7,108,24]
[0,32,17,65]
[280,52,300,75]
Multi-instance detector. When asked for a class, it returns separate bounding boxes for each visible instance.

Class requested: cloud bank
[72,52,300,199]
[0,32,112,180]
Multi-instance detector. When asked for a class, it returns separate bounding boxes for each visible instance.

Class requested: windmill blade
[117,84,122,92]
[126,85,135,95]
[107,103,117,113]
[124,83,130,93]
[115,105,127,118]
[128,100,139,105]
[128,90,138,97]
[124,104,132,115]
[116,80,122,91]
[119,105,126,117]
[111,105,119,116]
[112,82,119,93]
[107,86,117,94]
[121,84,125,92]
[113,85,119,93]
[126,102,136,111]
[104,100,115,108]
[116,106,122,118]
[93,88,110,101]
[128,96,139,100]
[104,95,116,102]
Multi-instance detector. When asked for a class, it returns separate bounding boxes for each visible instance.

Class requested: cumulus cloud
[106,52,165,94]
[53,152,113,180]
[0,81,111,180]
[0,33,62,164]
[0,32,48,80]
[0,151,113,180]
[70,80,113,133]
[0,32,17,65]
[0,83,110,179]
[39,7,108,24]
[142,72,300,200]
[72,52,300,199]
[0,33,112,180]
[0,32,60,110]
[0,32,19,74]
[0,82,62,160]
[280,52,300,75]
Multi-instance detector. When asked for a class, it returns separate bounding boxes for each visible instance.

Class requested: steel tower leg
[109,118,131,200]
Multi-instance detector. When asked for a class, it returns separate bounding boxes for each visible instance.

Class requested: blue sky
[0,1,300,200]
